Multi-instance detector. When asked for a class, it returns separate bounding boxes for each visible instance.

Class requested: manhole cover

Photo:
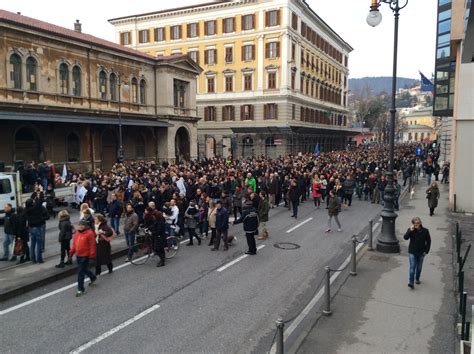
[274,242,301,250]
[369,255,389,262]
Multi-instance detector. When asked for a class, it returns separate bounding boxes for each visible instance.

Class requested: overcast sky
[3,0,438,79]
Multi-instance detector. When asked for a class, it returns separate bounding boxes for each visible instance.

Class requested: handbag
[14,238,24,256]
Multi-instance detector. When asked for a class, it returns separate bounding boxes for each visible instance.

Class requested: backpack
[243,211,259,233]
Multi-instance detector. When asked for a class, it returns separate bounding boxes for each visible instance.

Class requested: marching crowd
[1,142,445,296]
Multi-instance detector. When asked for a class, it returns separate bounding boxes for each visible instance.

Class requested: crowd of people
[1,142,445,295]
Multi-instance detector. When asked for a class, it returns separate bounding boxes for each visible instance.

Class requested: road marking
[70,304,160,353]
[372,222,380,232]
[286,217,313,233]
[216,245,266,272]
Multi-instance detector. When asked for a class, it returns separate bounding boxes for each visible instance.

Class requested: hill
[349,77,419,96]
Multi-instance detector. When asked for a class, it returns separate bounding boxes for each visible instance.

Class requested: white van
[0,174,17,219]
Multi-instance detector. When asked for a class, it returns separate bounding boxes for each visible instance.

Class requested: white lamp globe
[367,10,382,27]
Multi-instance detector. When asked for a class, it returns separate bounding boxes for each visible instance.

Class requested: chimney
[17,12,21,15]
[74,20,82,33]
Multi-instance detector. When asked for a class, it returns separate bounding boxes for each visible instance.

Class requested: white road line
[286,217,313,233]
[216,245,266,273]
[70,304,160,354]
[372,222,380,232]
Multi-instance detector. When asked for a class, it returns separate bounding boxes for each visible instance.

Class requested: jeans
[292,202,298,217]
[246,232,257,254]
[40,177,48,192]
[214,229,228,250]
[76,256,96,292]
[426,173,432,185]
[30,226,43,262]
[408,253,425,285]
[110,216,120,234]
[327,215,342,229]
[40,224,46,252]
[60,240,71,263]
[2,233,15,259]
[125,231,136,259]
[165,223,176,237]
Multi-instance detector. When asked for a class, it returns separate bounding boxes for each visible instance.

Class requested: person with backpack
[234,200,260,255]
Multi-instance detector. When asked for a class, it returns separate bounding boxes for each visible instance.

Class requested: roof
[401,124,434,130]
[404,108,434,117]
[109,1,232,22]
[0,9,153,61]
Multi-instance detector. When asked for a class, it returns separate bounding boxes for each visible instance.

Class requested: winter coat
[403,226,431,256]
[426,186,440,209]
[95,222,114,266]
[312,182,322,199]
[58,216,73,242]
[123,212,139,234]
[233,189,244,208]
[108,200,122,218]
[327,196,341,216]
[184,206,199,229]
[268,179,278,195]
[215,207,229,231]
[289,185,301,203]
[258,199,270,222]
[3,210,17,235]
[15,209,29,242]
[70,229,96,259]
[343,179,355,195]
[25,200,47,227]
[234,207,259,234]
[208,207,217,229]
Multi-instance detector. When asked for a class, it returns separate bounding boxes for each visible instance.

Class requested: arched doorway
[15,127,41,162]
[242,136,254,158]
[265,137,277,159]
[206,137,216,159]
[175,127,190,162]
[101,130,117,170]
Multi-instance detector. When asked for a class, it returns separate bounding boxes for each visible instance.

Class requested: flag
[315,143,320,157]
[61,164,67,183]
[419,71,434,93]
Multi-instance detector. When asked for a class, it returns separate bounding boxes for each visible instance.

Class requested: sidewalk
[296,183,457,353]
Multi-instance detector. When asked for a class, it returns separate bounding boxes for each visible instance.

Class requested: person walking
[124,203,139,262]
[212,200,229,251]
[426,181,440,216]
[1,203,17,261]
[403,217,431,289]
[207,199,217,246]
[257,191,269,240]
[289,180,301,218]
[94,214,115,276]
[326,190,342,233]
[15,206,30,264]
[69,220,97,297]
[184,200,201,246]
[25,198,48,264]
[144,208,167,267]
[312,176,322,208]
[55,210,73,268]
[107,193,122,235]
[234,200,260,255]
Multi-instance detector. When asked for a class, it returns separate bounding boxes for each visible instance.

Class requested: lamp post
[367,0,408,253]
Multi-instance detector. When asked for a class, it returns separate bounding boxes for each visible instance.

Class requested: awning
[0,110,171,127]
[231,124,360,136]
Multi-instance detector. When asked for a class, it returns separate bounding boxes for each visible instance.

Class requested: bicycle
[130,227,180,265]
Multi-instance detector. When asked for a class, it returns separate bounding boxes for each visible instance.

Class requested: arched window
[59,63,69,94]
[139,79,146,105]
[10,53,22,89]
[110,73,118,101]
[72,66,81,96]
[131,78,138,103]
[66,133,80,162]
[99,70,107,100]
[26,57,37,91]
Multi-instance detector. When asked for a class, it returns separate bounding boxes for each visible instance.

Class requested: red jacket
[70,229,96,259]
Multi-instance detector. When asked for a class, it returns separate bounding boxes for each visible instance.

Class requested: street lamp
[367,0,408,253]
[117,75,129,163]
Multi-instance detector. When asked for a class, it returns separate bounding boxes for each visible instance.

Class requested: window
[205,49,217,65]
[154,27,165,42]
[244,74,252,91]
[120,32,131,45]
[436,46,450,59]
[139,30,149,43]
[205,20,216,36]
[264,103,278,120]
[67,133,80,162]
[131,77,138,103]
[187,23,199,38]
[26,57,37,91]
[171,25,182,40]
[207,77,215,93]
[437,33,450,47]
[189,51,199,64]
[223,17,235,33]
[10,53,22,89]
[242,14,255,30]
[140,79,146,105]
[242,45,255,61]
[225,47,233,63]
[438,9,451,21]
[265,10,280,27]
[222,106,235,121]
[291,72,296,89]
[291,43,296,61]
[438,19,451,34]
[225,76,233,92]
[174,79,187,108]
[292,104,296,120]
[60,63,69,95]
[267,72,276,89]
[72,66,81,97]
[204,106,216,121]
[109,73,117,101]
[241,105,254,120]
[265,42,280,58]
[292,12,298,30]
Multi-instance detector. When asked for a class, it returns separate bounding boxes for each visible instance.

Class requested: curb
[0,247,129,302]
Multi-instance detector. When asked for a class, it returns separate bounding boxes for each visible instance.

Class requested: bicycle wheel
[165,236,179,259]
[130,239,152,265]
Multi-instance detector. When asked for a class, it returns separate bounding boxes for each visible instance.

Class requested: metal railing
[455,222,471,342]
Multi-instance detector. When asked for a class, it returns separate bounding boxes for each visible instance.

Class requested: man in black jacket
[234,201,259,255]
[1,204,17,261]
[403,217,431,289]
[25,198,48,264]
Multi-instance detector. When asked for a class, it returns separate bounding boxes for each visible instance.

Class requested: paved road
[0,198,384,353]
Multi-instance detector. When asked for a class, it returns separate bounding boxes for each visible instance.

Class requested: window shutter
[275,104,278,120]
[276,9,281,25]
[204,107,208,121]
[187,24,190,38]
[204,22,208,36]
[276,42,280,57]
[264,104,267,120]
[265,11,269,26]
[196,23,200,37]
[252,45,255,60]
[231,106,235,120]
[250,105,254,119]
[265,43,269,59]
[214,49,217,64]
[232,17,235,32]
[179,26,182,39]
[204,50,208,65]
[240,105,244,120]
[241,46,245,61]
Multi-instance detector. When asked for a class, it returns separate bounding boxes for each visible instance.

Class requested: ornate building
[109,0,358,158]
[0,10,202,170]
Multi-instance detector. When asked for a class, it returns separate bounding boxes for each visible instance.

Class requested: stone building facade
[0,10,202,171]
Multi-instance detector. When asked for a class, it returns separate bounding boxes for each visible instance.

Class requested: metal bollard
[368,220,374,251]
[323,266,332,316]
[350,236,357,276]
[454,194,457,213]
[459,271,465,312]
[465,322,471,342]
[276,318,284,354]
[461,292,467,340]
